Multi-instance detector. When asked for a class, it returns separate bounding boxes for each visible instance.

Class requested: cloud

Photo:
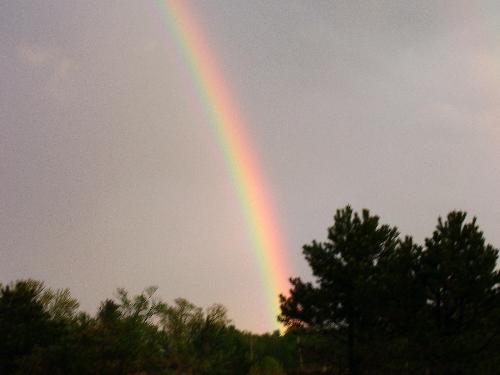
[16,44,78,102]
[17,45,53,66]
[54,57,78,80]
[17,43,77,76]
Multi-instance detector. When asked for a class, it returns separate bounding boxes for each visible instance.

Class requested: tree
[0,280,80,374]
[92,287,167,374]
[158,297,235,374]
[40,287,80,322]
[374,235,427,372]
[420,211,500,374]
[280,208,500,374]
[0,280,52,373]
[279,206,402,375]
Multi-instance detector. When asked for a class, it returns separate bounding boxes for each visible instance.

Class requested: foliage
[0,280,295,374]
[280,206,500,374]
[280,206,402,374]
[419,211,500,373]
[248,356,285,375]
[0,280,56,373]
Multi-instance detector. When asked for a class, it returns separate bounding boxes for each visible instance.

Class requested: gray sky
[1,0,499,333]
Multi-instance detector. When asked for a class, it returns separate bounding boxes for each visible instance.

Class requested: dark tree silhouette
[420,211,500,374]
[280,207,500,374]
[279,206,403,374]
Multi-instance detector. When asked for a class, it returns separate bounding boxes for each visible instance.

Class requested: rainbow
[157,0,291,330]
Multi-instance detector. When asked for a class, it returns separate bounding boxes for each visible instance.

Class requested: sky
[1,0,500,333]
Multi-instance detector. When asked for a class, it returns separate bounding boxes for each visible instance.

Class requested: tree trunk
[348,322,360,375]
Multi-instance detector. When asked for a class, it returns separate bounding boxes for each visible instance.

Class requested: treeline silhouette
[0,280,296,374]
[1,207,499,374]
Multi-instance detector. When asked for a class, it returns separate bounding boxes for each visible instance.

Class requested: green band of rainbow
[157,0,290,329]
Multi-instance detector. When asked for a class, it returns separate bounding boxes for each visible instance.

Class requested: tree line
[0,280,298,374]
[1,206,499,374]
